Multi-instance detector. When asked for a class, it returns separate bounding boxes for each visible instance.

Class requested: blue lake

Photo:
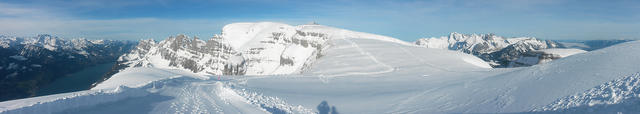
[36,62,115,96]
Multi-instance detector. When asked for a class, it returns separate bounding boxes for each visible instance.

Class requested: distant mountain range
[415,32,633,67]
[0,35,136,101]
[557,39,634,51]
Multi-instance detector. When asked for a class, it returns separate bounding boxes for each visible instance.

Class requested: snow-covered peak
[0,36,20,48]
[221,22,295,49]
[417,32,532,53]
[1,34,136,58]
[117,22,417,76]
[70,38,93,50]
[415,32,561,67]
[31,34,63,51]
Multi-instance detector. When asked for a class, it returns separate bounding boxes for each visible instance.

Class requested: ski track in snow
[316,37,396,78]
[393,43,462,73]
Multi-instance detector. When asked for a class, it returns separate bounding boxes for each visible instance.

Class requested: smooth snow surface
[2,22,640,114]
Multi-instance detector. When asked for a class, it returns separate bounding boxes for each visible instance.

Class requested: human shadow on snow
[317,100,339,114]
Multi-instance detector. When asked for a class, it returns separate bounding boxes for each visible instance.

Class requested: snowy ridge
[2,70,314,114]
[117,22,414,76]
[0,85,150,114]
[92,67,205,90]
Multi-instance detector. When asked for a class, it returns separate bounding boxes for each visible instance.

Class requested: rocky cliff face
[116,22,331,76]
[117,35,238,75]
[0,35,136,101]
[415,32,562,67]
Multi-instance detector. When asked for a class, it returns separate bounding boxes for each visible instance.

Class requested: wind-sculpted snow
[534,73,640,113]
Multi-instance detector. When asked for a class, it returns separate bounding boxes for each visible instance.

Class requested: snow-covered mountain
[415,32,562,67]
[116,22,410,76]
[0,35,136,101]
[2,22,640,114]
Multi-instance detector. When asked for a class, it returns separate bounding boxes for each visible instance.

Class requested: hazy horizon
[1,0,638,41]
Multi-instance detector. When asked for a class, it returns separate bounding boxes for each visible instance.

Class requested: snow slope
[2,23,640,114]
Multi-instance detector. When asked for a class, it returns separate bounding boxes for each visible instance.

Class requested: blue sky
[0,0,638,41]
